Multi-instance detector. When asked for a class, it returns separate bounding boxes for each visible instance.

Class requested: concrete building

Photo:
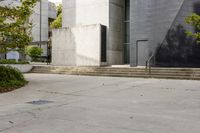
[0,0,57,59]
[52,0,125,66]
[30,0,57,57]
[52,0,200,67]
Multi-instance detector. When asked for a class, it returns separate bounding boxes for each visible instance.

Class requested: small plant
[185,13,200,42]
[0,59,29,64]
[0,66,28,93]
[50,4,62,28]
[26,46,43,61]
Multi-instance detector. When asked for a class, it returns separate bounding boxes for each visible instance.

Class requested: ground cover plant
[0,66,27,93]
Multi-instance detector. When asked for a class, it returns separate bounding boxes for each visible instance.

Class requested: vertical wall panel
[156,0,200,67]
[129,0,185,66]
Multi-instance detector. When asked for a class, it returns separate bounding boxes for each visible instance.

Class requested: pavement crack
[27,111,38,119]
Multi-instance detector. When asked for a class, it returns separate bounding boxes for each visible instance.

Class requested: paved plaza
[0,74,200,133]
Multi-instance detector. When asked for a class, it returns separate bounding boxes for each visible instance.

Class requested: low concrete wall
[52,24,101,66]
[1,65,33,73]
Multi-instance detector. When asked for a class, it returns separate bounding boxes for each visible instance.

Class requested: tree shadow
[156,24,200,67]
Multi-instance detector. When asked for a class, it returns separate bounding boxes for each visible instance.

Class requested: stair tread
[31,66,200,80]
[31,70,200,76]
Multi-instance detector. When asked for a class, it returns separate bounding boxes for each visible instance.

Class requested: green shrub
[0,59,29,64]
[26,46,43,61]
[0,66,27,92]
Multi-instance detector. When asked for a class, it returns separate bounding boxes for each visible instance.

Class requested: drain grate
[26,100,53,105]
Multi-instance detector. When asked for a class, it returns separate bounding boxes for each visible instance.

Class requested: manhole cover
[26,100,53,105]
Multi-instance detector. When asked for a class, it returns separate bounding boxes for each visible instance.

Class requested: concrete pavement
[0,74,200,133]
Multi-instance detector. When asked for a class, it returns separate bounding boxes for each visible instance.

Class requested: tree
[50,4,62,29]
[0,0,38,53]
[185,13,200,42]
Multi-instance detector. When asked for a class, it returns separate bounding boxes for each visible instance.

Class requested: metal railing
[145,54,155,75]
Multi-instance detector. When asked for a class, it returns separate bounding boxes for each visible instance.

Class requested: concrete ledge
[0,64,33,73]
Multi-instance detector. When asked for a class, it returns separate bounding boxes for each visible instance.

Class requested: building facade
[53,0,200,67]
[30,0,57,57]
[0,0,57,59]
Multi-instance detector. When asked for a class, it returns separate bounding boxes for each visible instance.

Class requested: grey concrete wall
[0,0,20,7]
[130,0,185,66]
[48,2,57,19]
[108,0,124,65]
[52,28,76,66]
[30,0,49,42]
[156,0,200,67]
[62,0,109,27]
[62,0,124,65]
[52,24,101,66]
[30,0,56,57]
[29,0,56,47]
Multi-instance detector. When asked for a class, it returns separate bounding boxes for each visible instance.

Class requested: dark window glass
[124,0,130,64]
[101,25,107,62]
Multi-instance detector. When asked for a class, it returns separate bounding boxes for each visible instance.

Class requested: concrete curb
[0,64,33,73]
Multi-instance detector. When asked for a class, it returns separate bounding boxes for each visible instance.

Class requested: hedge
[0,66,28,93]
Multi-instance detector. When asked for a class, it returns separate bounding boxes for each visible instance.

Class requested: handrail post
[149,64,151,75]
[145,54,154,76]
[145,61,148,73]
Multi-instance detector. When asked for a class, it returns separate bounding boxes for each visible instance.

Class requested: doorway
[137,40,149,66]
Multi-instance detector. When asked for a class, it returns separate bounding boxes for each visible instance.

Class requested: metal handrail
[145,54,155,75]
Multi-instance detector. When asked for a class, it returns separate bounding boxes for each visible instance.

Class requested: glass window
[124,0,130,64]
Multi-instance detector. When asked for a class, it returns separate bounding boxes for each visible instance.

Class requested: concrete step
[31,71,200,80]
[32,66,200,72]
[86,69,199,74]
[75,73,200,80]
[31,68,200,75]
[32,70,200,77]
[31,66,200,80]
[55,71,200,78]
